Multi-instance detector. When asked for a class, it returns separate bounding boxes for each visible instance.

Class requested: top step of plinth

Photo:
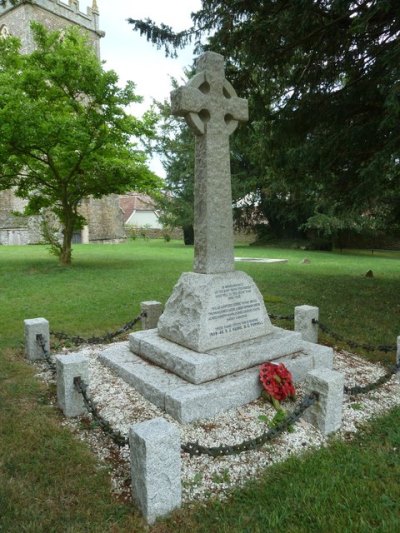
[129,326,303,385]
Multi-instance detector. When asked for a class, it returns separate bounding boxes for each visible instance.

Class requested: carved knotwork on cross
[171,52,248,274]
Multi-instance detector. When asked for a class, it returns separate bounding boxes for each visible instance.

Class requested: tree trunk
[59,211,75,265]
[183,224,194,245]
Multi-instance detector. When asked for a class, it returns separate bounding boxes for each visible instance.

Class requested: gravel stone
[33,344,400,505]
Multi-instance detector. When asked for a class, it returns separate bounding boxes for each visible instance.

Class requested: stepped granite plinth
[157,271,273,352]
[99,330,333,423]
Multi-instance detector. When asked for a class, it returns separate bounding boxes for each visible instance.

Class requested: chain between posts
[38,311,399,456]
[312,318,397,354]
[309,318,398,395]
[269,313,295,321]
[181,392,319,457]
[36,333,57,374]
[343,363,400,396]
[71,378,320,456]
[71,359,400,457]
[270,313,397,354]
[73,377,129,448]
[51,312,145,347]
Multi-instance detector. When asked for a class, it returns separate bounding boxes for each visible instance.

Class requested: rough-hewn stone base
[158,270,273,352]
[99,335,333,423]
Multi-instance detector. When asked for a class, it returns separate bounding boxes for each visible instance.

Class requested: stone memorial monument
[158,51,273,351]
[99,52,333,423]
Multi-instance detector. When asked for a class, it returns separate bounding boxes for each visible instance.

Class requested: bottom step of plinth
[99,339,333,424]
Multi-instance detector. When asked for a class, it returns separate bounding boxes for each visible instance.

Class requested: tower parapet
[0,1,104,55]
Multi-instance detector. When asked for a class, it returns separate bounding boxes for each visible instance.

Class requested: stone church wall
[0,216,42,245]
[0,0,102,55]
[80,196,126,243]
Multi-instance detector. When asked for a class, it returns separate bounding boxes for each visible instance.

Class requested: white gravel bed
[34,343,400,505]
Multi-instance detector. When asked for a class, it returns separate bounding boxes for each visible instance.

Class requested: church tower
[0,1,126,245]
[0,1,103,56]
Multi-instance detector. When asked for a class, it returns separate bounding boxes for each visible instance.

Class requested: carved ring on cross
[173,71,244,137]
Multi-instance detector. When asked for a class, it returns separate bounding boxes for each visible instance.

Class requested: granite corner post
[56,353,89,417]
[295,305,319,343]
[129,417,181,524]
[140,301,163,330]
[24,317,50,361]
[303,368,344,435]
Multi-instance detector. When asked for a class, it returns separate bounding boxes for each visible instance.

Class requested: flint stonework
[129,418,181,524]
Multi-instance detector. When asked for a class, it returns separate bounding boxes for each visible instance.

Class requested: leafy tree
[129,1,400,243]
[0,23,160,264]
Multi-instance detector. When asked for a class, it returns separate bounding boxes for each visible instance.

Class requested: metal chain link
[181,392,319,457]
[269,313,295,321]
[344,363,400,396]
[51,312,145,347]
[36,333,57,374]
[269,312,396,354]
[73,377,129,448]
[309,319,398,395]
[71,377,318,457]
[312,319,396,354]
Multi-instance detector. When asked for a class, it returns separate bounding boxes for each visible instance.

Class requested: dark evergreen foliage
[130,1,400,243]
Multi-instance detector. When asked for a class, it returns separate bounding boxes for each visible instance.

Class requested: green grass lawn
[1,240,398,359]
[0,240,399,532]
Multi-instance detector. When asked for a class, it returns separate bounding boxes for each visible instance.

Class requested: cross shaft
[171,52,248,274]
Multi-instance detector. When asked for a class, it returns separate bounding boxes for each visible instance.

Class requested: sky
[80,0,203,175]
[97,1,202,105]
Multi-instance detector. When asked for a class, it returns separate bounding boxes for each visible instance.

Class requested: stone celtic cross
[171,52,248,274]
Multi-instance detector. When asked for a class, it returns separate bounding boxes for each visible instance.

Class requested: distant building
[0,0,125,245]
[120,193,162,229]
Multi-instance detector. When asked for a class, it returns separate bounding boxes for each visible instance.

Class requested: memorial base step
[129,326,304,384]
[98,338,333,424]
